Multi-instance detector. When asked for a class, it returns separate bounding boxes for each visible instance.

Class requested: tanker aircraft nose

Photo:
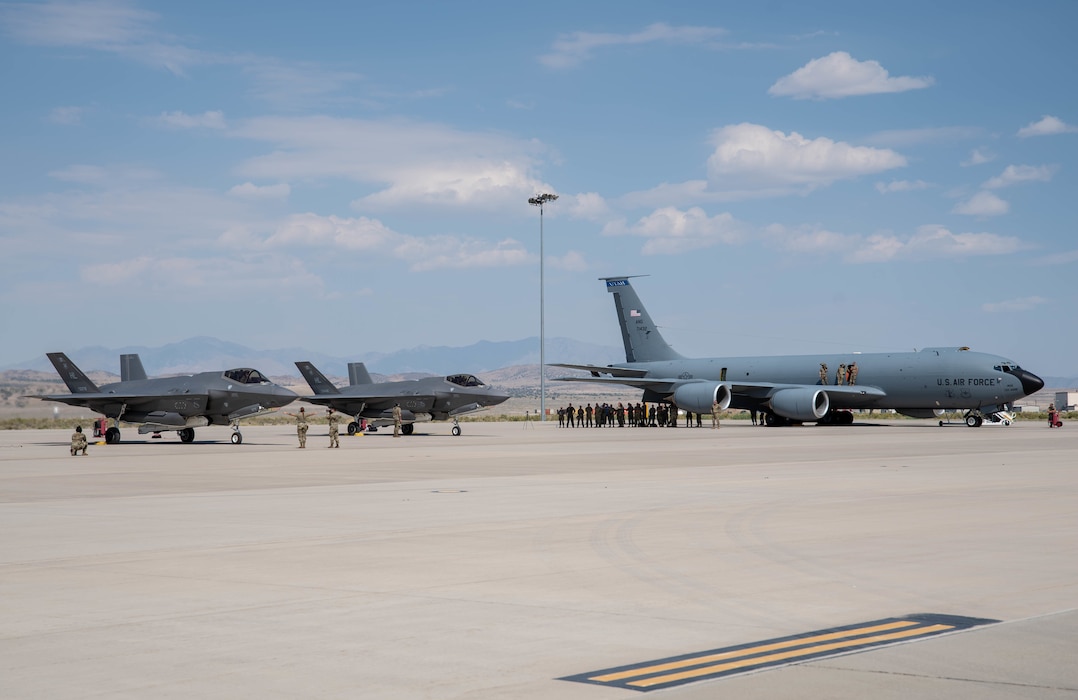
[1013,368,1045,396]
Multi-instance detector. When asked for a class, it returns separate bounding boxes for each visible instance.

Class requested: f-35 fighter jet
[31,352,297,444]
[295,361,509,436]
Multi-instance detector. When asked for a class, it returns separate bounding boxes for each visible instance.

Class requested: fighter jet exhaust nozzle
[770,387,830,422]
[672,382,731,415]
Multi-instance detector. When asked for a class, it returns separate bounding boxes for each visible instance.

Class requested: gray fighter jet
[551,276,1044,427]
[295,361,509,436]
[31,352,297,443]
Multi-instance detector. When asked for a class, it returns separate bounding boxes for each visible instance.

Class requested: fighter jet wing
[27,392,211,407]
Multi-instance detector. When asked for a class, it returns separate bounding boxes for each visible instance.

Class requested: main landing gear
[940,410,1003,427]
[105,426,121,444]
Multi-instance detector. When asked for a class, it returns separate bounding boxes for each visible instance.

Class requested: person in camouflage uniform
[70,425,88,456]
[286,407,310,448]
[325,408,342,448]
[392,403,403,437]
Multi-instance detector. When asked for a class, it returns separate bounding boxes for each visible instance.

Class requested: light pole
[528,193,558,422]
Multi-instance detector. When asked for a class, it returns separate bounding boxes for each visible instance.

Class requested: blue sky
[1,0,1076,375]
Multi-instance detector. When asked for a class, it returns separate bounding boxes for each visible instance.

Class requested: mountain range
[5,336,625,378]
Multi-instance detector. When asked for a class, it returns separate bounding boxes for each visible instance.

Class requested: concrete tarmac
[1,419,1076,698]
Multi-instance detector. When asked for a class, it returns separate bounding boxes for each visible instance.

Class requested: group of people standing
[285,403,405,448]
[819,362,859,386]
[557,402,717,429]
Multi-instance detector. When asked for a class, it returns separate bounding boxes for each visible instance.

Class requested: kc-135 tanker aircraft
[31,352,297,443]
[294,361,509,436]
[552,276,1044,427]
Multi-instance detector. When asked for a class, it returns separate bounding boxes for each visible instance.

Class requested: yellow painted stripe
[589,619,919,683]
[628,623,953,688]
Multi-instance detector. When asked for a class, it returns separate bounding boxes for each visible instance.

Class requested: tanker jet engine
[551,277,1044,427]
[294,361,509,436]
[31,352,297,444]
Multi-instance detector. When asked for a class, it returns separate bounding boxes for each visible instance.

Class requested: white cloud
[233,116,548,210]
[769,51,934,100]
[982,164,1056,189]
[228,182,291,199]
[603,206,745,255]
[982,296,1048,312]
[961,148,995,167]
[567,192,610,220]
[764,223,1024,263]
[265,213,532,272]
[539,22,727,69]
[267,213,396,251]
[764,224,858,255]
[48,106,83,125]
[0,0,158,47]
[548,250,588,272]
[1017,115,1078,138]
[848,225,1024,262]
[875,179,930,194]
[0,0,205,75]
[240,59,363,106]
[952,191,1009,217]
[707,123,906,189]
[157,110,226,129]
[48,164,108,183]
[80,254,324,297]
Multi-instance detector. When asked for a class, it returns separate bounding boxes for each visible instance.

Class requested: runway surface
[2,419,1076,698]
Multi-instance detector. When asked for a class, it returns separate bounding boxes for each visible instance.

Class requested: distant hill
[4,336,625,377]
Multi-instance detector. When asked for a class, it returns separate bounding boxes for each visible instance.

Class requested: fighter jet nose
[274,385,299,405]
[489,390,510,406]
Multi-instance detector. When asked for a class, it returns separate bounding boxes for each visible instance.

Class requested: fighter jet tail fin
[294,361,341,395]
[348,362,373,386]
[601,276,684,363]
[120,353,147,382]
[46,352,101,394]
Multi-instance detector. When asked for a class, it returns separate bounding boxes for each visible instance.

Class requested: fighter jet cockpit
[223,368,271,384]
[446,373,485,388]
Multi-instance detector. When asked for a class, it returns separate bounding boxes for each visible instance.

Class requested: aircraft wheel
[347,422,359,436]
[402,423,414,436]
[231,432,242,444]
[975,416,983,427]
[105,427,121,444]
[939,420,944,427]
[966,415,979,427]
[452,425,461,436]
[179,428,195,443]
